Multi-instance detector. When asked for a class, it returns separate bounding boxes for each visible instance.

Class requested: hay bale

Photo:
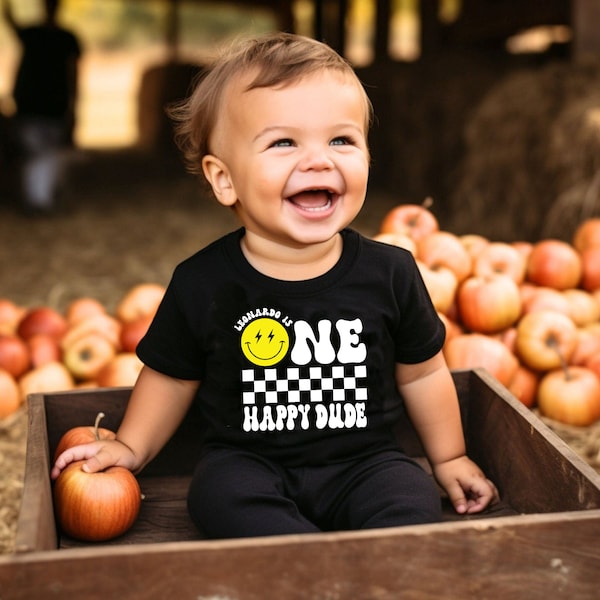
[542,93,600,237]
[449,59,600,241]
[539,412,600,474]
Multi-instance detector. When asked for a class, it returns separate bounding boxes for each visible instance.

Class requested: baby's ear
[202,155,237,206]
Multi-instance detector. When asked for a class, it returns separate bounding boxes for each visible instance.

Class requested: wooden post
[313,0,346,53]
[374,0,391,62]
[572,0,600,60]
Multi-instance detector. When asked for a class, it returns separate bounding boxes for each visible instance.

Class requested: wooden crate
[1,368,600,598]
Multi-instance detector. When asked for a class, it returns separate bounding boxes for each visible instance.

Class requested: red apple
[518,282,538,305]
[378,200,439,241]
[63,333,117,381]
[0,299,27,336]
[438,312,462,345]
[443,333,519,387]
[27,333,62,368]
[507,365,539,408]
[416,260,458,315]
[0,368,21,419]
[417,231,472,284]
[459,234,489,260]
[495,326,517,354]
[61,312,122,352]
[445,298,459,324]
[580,246,600,292]
[75,380,98,390]
[53,412,117,462]
[571,323,600,366]
[472,242,527,284]
[521,286,571,317]
[511,241,533,262]
[526,239,582,290]
[585,351,600,380]
[573,217,600,253]
[372,232,417,255]
[96,353,144,388]
[537,366,600,426]
[515,309,578,371]
[18,361,74,402]
[0,334,31,378]
[562,288,600,327]
[115,283,166,324]
[457,274,522,334]
[119,314,153,353]
[17,306,67,342]
[53,460,141,542]
[66,297,107,326]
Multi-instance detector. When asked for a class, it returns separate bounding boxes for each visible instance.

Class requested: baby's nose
[299,147,335,170]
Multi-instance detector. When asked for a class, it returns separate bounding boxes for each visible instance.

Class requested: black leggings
[187,446,442,539]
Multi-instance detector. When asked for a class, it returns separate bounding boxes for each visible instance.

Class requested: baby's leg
[187,446,320,539]
[326,450,442,530]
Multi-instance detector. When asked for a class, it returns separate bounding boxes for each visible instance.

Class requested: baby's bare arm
[51,366,199,478]
[396,352,498,513]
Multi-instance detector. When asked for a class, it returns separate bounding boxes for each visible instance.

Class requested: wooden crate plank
[16,370,600,555]
[59,476,202,549]
[9,369,600,597]
[462,369,600,513]
[42,386,203,477]
[43,387,131,461]
[2,511,600,599]
[13,395,57,553]
[55,473,517,549]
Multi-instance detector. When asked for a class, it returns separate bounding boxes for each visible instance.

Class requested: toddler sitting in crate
[52,32,497,538]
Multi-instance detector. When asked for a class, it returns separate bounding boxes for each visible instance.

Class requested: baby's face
[204,69,370,251]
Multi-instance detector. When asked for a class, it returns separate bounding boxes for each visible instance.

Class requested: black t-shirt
[137,228,445,466]
[14,25,80,118]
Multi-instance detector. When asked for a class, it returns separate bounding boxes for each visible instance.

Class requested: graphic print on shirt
[237,309,368,433]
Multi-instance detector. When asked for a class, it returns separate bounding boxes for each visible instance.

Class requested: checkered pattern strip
[242,364,368,405]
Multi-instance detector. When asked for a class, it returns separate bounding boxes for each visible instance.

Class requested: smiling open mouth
[288,189,334,212]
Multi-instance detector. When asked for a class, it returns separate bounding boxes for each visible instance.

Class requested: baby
[52,32,497,538]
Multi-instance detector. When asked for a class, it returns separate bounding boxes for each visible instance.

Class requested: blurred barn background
[1,0,599,241]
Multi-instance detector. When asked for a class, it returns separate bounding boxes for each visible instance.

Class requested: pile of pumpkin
[375,202,600,427]
[0,283,165,419]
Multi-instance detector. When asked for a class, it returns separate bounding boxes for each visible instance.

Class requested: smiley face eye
[241,318,290,366]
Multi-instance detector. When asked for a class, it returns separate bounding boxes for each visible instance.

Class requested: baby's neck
[240,233,343,281]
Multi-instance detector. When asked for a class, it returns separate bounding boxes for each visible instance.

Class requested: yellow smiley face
[241,318,289,366]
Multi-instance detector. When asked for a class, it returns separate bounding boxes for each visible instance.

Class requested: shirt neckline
[225,228,361,295]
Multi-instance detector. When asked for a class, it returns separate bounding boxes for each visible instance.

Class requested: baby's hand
[433,456,499,515]
[51,439,137,480]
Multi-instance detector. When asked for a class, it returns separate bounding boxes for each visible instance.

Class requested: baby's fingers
[444,480,469,515]
[459,478,499,514]
[80,451,116,474]
[51,440,129,479]
[51,443,103,479]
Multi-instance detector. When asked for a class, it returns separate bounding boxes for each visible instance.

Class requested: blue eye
[271,139,294,148]
[331,136,353,146]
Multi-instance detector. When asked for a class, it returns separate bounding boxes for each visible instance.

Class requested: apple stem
[94,412,105,441]
[548,337,571,381]
[422,196,434,210]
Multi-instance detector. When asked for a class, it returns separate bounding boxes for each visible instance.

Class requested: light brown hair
[169,32,373,176]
